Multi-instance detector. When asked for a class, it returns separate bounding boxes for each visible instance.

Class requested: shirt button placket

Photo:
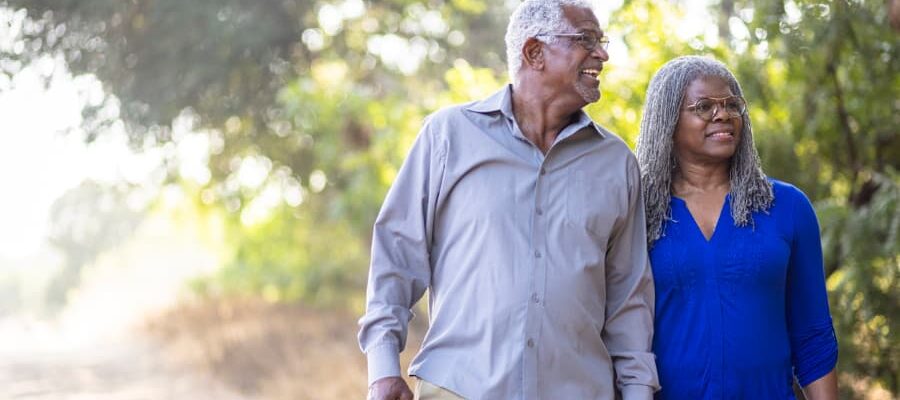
[524,163,549,399]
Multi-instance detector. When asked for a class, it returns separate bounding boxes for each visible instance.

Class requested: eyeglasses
[683,96,746,121]
[536,31,610,52]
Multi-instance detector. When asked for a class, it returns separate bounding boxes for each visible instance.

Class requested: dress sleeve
[602,155,660,398]
[357,118,446,385]
[786,187,838,387]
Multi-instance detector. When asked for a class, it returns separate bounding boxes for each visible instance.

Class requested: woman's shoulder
[767,177,809,201]
[766,177,815,215]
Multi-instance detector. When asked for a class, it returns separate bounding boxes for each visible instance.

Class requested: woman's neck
[673,161,730,197]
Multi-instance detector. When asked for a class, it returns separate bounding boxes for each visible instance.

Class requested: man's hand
[367,376,413,400]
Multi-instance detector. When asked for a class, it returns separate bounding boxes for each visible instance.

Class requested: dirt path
[0,317,250,400]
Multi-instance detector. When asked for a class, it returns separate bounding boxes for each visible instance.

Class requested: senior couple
[358,0,838,399]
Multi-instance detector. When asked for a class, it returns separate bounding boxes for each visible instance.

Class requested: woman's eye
[695,101,713,113]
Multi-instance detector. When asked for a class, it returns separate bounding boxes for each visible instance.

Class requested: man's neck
[510,83,583,154]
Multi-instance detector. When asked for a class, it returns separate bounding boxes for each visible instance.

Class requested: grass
[144,297,425,399]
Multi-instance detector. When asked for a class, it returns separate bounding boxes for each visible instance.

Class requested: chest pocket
[565,170,624,245]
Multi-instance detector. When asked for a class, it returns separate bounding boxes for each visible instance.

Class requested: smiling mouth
[581,68,600,80]
[706,131,734,139]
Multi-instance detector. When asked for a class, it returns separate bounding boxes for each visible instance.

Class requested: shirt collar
[465,84,606,139]
[465,84,514,116]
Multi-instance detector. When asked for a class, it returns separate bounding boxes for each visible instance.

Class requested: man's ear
[522,37,544,71]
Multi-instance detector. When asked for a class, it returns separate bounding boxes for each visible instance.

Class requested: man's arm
[357,120,445,396]
[601,155,659,399]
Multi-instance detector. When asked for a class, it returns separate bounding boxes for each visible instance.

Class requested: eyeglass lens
[693,97,745,120]
[579,32,609,51]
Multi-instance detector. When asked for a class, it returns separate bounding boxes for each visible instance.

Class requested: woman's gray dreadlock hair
[635,55,773,247]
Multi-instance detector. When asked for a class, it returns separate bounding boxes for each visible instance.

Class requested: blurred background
[0,0,896,399]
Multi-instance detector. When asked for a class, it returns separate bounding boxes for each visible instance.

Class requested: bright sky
[0,62,98,258]
[0,59,165,260]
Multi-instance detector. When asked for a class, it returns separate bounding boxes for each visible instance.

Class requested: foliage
[192,203,371,309]
[818,172,899,394]
[0,0,510,141]
[588,0,725,145]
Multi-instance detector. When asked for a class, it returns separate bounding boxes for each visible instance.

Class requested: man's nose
[591,46,609,61]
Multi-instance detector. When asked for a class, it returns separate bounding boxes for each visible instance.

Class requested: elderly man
[358,0,658,398]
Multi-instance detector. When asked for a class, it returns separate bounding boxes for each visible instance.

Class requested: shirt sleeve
[786,187,838,387]
[357,119,445,386]
[602,155,660,397]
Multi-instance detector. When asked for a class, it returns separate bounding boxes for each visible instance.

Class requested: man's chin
[579,90,601,104]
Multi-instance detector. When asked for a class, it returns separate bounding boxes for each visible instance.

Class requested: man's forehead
[562,5,602,31]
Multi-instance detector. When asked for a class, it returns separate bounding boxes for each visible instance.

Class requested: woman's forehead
[684,76,734,98]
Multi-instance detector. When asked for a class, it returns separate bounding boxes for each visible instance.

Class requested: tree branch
[826,60,861,199]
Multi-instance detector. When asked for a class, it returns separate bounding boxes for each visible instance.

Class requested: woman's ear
[522,37,544,71]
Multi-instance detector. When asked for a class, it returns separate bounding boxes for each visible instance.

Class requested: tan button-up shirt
[359,85,659,399]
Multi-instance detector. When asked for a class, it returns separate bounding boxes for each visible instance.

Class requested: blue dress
[651,179,838,399]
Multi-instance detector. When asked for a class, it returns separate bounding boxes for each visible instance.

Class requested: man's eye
[725,100,741,111]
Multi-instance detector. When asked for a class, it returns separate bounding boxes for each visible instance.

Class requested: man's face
[542,6,609,105]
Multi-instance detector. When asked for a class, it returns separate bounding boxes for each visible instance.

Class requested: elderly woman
[635,56,838,399]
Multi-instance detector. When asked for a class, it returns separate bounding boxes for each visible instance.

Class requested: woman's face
[673,76,744,166]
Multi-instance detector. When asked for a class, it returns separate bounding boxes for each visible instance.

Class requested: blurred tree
[1,0,510,308]
[46,181,144,311]
[0,0,510,140]
[587,0,724,146]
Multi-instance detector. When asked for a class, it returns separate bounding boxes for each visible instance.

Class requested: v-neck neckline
[672,194,730,243]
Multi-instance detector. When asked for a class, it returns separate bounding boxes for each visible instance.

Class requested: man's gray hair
[635,55,774,246]
[505,0,594,82]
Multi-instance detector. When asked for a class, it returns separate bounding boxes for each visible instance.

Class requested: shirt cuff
[620,384,655,400]
[792,320,839,387]
[366,342,402,386]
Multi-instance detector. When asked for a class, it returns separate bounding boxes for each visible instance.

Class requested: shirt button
[540,168,547,175]
[531,293,540,303]
[536,208,543,216]
[534,250,542,258]
[527,338,535,348]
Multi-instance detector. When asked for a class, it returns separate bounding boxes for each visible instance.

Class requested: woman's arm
[803,369,837,400]
[784,185,839,389]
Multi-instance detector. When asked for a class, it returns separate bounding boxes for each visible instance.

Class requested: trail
[0,209,249,399]
[0,317,248,400]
